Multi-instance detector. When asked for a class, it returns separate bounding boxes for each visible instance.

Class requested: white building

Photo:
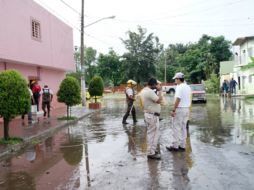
[233,36,254,95]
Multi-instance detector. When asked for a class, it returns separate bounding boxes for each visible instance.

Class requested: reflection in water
[1,171,36,190]
[171,152,190,189]
[60,128,83,166]
[123,125,137,160]
[84,137,91,187]
[147,160,160,189]
[192,97,254,146]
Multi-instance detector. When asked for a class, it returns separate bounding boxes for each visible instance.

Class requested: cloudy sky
[34,0,254,54]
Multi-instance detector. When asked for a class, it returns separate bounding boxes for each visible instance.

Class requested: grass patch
[57,116,77,121]
[0,137,23,145]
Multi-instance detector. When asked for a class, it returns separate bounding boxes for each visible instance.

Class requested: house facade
[0,0,75,108]
[219,61,234,86]
[232,36,254,95]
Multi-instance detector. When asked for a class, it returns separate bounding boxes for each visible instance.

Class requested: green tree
[57,76,81,118]
[97,49,124,86]
[88,76,104,103]
[0,70,30,140]
[73,46,97,84]
[85,47,97,83]
[121,26,163,83]
[66,71,83,87]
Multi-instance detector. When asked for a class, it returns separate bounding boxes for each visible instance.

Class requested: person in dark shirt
[230,78,237,95]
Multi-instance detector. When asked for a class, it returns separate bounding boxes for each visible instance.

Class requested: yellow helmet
[127,80,137,85]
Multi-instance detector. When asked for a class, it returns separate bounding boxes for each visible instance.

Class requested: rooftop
[233,36,254,46]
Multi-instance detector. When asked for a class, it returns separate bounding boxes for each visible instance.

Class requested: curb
[0,108,104,160]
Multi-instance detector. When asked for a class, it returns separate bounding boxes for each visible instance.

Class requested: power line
[84,32,113,46]
[116,0,249,23]
[59,0,81,15]
[36,0,81,31]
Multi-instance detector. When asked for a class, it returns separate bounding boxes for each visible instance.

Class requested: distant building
[232,36,254,95]
[0,0,75,108]
[219,61,234,85]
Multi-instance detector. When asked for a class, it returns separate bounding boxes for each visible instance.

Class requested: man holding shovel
[122,80,138,124]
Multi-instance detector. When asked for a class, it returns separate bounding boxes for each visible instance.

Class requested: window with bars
[31,19,41,40]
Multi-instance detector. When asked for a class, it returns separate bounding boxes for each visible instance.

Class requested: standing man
[122,80,138,124]
[230,78,237,95]
[22,84,34,123]
[166,72,191,152]
[40,85,53,118]
[141,78,162,160]
[31,80,41,111]
[222,79,229,97]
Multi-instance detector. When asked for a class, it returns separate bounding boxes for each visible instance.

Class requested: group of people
[122,72,192,160]
[222,78,237,96]
[22,81,53,122]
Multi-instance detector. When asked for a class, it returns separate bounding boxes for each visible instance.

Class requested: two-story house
[233,36,254,95]
[0,0,75,108]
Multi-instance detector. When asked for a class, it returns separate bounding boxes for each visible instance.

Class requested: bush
[204,73,220,94]
[88,76,104,103]
[0,70,30,140]
[57,76,81,118]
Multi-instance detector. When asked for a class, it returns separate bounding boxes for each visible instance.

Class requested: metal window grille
[32,20,41,39]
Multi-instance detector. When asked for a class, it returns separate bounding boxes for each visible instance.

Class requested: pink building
[0,0,75,108]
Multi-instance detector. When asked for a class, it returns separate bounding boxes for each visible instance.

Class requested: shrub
[57,76,81,118]
[204,73,220,94]
[88,76,104,103]
[0,70,30,140]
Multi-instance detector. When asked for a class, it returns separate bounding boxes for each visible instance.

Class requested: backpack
[42,88,51,102]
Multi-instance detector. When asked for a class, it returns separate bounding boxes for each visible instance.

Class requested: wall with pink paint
[0,0,75,71]
[0,61,65,108]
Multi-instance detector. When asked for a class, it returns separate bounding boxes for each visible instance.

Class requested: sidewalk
[0,106,97,159]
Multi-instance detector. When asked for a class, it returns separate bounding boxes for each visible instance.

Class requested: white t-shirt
[126,88,134,97]
[175,82,191,108]
[141,87,161,113]
[28,88,33,96]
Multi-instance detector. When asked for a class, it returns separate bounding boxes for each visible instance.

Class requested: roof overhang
[233,36,254,46]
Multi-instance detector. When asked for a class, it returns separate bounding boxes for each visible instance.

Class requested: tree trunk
[3,118,10,140]
[95,96,97,103]
[67,105,69,119]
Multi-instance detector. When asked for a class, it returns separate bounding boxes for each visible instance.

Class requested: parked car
[190,84,207,103]
[162,83,176,94]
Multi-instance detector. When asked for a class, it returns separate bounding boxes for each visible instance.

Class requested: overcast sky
[34,0,254,54]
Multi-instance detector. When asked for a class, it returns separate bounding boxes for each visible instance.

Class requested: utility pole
[80,0,86,106]
[164,51,167,84]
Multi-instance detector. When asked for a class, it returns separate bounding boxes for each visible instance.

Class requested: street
[0,95,254,190]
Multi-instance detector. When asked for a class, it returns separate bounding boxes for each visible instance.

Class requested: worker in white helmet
[122,80,138,124]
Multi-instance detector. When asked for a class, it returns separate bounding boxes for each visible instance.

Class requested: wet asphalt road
[0,95,254,190]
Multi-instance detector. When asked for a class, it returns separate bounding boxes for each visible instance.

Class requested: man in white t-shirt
[166,72,191,152]
[141,78,163,160]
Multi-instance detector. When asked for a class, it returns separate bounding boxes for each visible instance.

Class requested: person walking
[166,72,191,152]
[122,80,138,124]
[230,78,237,95]
[222,79,229,97]
[141,78,162,160]
[31,80,41,111]
[40,85,53,118]
[22,84,34,123]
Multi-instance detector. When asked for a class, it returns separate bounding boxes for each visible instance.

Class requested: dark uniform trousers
[122,101,137,123]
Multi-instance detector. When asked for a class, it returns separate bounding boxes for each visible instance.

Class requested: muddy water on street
[0,96,254,190]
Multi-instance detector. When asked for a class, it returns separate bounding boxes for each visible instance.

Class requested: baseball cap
[173,72,184,79]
